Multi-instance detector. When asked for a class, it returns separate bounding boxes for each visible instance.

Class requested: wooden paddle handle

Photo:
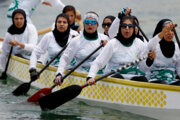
[38,27,52,35]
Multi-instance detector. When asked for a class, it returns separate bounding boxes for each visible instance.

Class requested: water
[0,76,156,120]
[0,0,180,119]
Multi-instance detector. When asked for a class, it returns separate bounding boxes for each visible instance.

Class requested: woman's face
[56,17,68,33]
[102,18,112,35]
[65,11,75,25]
[120,19,134,39]
[13,13,25,28]
[164,30,174,42]
[84,18,98,34]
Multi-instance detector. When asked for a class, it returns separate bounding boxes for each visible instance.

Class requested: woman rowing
[108,8,147,44]
[140,19,180,85]
[29,13,79,80]
[86,15,150,85]
[0,9,38,78]
[53,11,109,86]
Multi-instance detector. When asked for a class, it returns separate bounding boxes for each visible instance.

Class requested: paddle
[0,46,13,80]
[12,44,68,96]
[38,56,147,111]
[28,42,104,102]
[173,28,180,49]
[134,22,149,42]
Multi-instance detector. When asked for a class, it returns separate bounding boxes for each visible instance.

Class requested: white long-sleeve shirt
[56,32,109,76]
[88,38,147,79]
[108,17,119,39]
[29,29,79,69]
[7,0,65,24]
[139,35,180,81]
[1,23,38,72]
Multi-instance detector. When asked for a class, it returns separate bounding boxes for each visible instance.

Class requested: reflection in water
[40,112,81,120]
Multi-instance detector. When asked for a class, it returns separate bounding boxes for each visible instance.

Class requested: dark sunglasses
[120,23,134,29]
[102,22,112,28]
[84,19,98,25]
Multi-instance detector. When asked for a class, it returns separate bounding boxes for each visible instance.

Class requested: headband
[84,13,99,22]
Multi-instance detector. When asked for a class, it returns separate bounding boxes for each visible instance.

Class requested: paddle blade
[12,83,30,96]
[38,85,82,111]
[27,88,52,102]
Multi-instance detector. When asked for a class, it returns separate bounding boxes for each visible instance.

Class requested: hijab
[53,13,70,47]
[115,16,136,46]
[83,11,99,40]
[7,9,27,35]
[102,15,115,35]
[153,19,175,58]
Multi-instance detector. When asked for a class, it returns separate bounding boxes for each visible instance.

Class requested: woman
[102,15,115,36]
[62,5,81,32]
[54,11,109,86]
[87,15,149,85]
[141,19,180,84]
[29,13,79,80]
[108,8,147,44]
[0,9,38,78]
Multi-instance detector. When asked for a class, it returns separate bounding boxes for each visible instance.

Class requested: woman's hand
[159,22,177,39]
[101,40,108,46]
[42,1,52,6]
[87,77,96,85]
[125,8,131,15]
[148,50,156,60]
[54,74,63,86]
[9,40,24,48]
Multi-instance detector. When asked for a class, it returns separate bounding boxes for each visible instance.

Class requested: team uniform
[7,0,65,24]
[1,23,38,72]
[56,32,109,76]
[88,38,147,80]
[29,30,78,69]
[140,35,180,83]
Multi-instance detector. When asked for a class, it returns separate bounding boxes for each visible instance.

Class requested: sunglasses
[102,22,112,28]
[120,23,134,29]
[84,19,98,25]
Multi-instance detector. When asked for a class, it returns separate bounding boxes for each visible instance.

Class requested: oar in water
[38,56,147,111]
[0,46,13,79]
[27,42,104,102]
[12,44,68,96]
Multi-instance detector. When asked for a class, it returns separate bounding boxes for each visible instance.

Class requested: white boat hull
[2,54,180,120]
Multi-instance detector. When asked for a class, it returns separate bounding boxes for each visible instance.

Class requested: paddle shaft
[51,43,104,89]
[134,21,149,42]
[173,28,180,49]
[38,44,68,75]
[4,46,13,74]
[81,56,148,88]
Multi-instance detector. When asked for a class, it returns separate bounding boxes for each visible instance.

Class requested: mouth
[88,27,92,30]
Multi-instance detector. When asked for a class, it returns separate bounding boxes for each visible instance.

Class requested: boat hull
[2,55,180,120]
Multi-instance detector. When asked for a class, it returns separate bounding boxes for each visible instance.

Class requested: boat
[0,42,180,120]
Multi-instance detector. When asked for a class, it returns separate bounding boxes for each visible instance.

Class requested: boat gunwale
[10,55,180,92]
